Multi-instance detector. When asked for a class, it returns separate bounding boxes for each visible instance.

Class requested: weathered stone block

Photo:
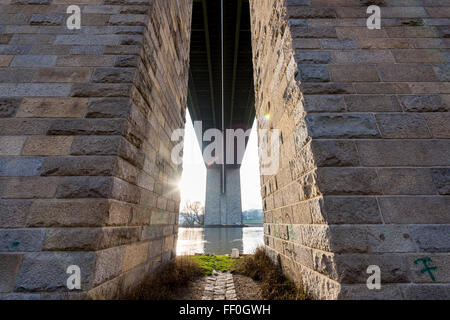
[70,136,121,156]
[431,169,450,195]
[91,68,135,83]
[400,284,450,300]
[407,254,450,284]
[40,156,116,177]
[11,55,56,67]
[345,95,401,112]
[14,252,96,292]
[71,46,104,55]
[378,169,437,195]
[380,196,450,226]
[433,64,450,82]
[294,51,332,64]
[47,119,126,136]
[327,253,410,284]
[3,177,58,199]
[306,114,380,139]
[122,242,149,272]
[92,247,125,288]
[43,227,140,251]
[17,98,88,118]
[297,64,330,82]
[0,157,43,177]
[0,229,45,252]
[22,136,73,156]
[376,114,431,139]
[55,176,114,199]
[311,140,359,167]
[412,225,449,252]
[27,199,111,228]
[334,50,395,64]
[0,55,13,67]
[0,254,23,293]
[108,14,147,26]
[71,83,132,98]
[377,64,439,82]
[0,84,72,97]
[115,55,139,67]
[0,98,21,118]
[34,68,91,83]
[322,196,382,225]
[316,168,382,195]
[400,95,447,112]
[85,98,131,118]
[393,49,445,63]
[329,65,379,82]
[0,136,26,156]
[328,225,369,254]
[287,7,336,18]
[303,95,346,113]
[356,140,450,166]
[367,225,416,253]
[425,113,450,138]
[291,27,337,38]
[29,14,64,26]
[0,200,31,228]
[321,39,359,49]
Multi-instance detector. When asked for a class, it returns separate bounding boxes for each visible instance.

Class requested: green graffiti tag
[414,257,437,282]
[11,241,20,249]
[288,224,297,241]
[273,219,280,238]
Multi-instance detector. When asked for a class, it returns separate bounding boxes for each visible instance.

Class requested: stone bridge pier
[0,0,449,300]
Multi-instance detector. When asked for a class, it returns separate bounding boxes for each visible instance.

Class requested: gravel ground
[233,275,263,300]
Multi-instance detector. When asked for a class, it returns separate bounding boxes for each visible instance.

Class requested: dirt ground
[233,275,264,300]
[173,277,207,300]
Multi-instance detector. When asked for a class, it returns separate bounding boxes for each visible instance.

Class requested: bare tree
[180,201,205,227]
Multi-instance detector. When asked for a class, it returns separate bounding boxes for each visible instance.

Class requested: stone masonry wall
[250,0,449,299]
[0,0,192,299]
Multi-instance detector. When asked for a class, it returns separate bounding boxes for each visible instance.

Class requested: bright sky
[178,111,263,211]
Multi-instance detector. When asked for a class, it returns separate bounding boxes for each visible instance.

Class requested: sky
[178,111,263,211]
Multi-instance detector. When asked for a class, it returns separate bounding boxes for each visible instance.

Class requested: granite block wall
[250,0,450,300]
[0,0,192,299]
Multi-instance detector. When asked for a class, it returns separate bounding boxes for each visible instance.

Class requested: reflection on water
[176,227,264,256]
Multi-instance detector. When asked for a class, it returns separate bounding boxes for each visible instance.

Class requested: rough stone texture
[0,0,192,299]
[1,0,449,301]
[251,0,450,300]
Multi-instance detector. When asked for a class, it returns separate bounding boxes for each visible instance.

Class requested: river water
[176,227,264,256]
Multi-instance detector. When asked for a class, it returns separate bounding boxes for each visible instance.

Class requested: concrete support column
[204,167,243,226]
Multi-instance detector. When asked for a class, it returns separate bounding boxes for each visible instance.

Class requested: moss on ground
[191,255,238,275]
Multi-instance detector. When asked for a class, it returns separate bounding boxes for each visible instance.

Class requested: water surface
[176,227,264,256]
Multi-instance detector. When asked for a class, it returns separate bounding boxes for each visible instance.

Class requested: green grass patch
[192,255,238,275]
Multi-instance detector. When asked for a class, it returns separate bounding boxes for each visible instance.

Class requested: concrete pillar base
[204,167,243,226]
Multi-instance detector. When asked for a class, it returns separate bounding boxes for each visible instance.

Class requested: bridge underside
[188,0,255,226]
[0,0,449,300]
